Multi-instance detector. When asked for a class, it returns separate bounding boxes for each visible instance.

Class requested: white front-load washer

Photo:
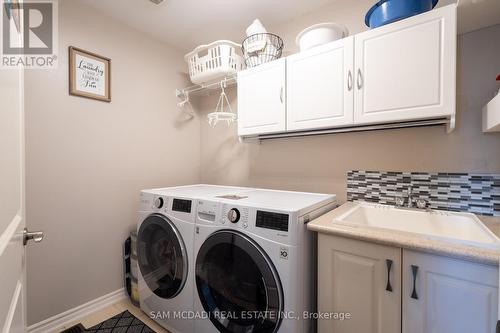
[193,188,337,333]
[137,190,196,333]
[137,185,249,333]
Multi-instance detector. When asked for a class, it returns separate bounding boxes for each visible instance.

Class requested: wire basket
[242,33,284,68]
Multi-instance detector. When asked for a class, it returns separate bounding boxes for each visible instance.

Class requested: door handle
[356,68,363,89]
[347,70,353,91]
[411,265,419,300]
[279,87,284,103]
[23,228,44,246]
[386,259,393,292]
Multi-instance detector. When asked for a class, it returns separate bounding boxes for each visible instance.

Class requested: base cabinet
[318,235,499,333]
[403,250,498,333]
[318,234,401,333]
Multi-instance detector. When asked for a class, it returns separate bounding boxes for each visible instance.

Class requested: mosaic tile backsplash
[347,170,500,216]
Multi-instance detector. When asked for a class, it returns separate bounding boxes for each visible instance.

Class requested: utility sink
[334,202,500,249]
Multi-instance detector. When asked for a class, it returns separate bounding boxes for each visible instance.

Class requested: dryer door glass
[196,230,283,333]
[137,214,188,299]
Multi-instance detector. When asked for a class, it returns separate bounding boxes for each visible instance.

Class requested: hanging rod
[239,117,453,142]
[176,75,237,99]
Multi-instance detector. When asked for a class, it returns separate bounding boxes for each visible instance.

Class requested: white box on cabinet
[483,93,500,132]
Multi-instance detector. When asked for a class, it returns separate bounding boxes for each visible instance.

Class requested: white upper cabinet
[236,5,457,137]
[237,58,286,136]
[354,5,456,125]
[287,36,354,131]
[402,250,498,333]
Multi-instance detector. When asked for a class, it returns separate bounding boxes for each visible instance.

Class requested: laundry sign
[69,46,111,102]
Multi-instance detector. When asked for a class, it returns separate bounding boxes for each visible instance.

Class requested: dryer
[193,189,337,333]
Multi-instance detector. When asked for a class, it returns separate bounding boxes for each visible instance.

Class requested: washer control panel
[221,205,249,228]
[197,200,219,222]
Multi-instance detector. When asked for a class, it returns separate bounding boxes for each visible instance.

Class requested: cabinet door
[287,37,354,131]
[403,250,498,333]
[318,235,401,333]
[354,5,456,125]
[237,58,286,136]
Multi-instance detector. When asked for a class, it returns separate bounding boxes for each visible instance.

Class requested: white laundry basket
[184,40,244,85]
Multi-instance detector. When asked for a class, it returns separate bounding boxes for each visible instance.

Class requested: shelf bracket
[446,115,456,133]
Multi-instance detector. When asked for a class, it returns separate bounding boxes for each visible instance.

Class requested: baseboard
[27,288,127,333]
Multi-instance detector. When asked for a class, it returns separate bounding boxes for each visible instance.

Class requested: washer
[137,185,248,333]
[194,188,337,333]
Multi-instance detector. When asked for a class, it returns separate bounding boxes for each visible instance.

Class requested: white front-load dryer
[193,189,337,333]
[137,190,195,333]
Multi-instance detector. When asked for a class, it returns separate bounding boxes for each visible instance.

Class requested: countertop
[307,202,500,266]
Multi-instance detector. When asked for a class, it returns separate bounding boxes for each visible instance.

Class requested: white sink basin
[334,203,500,249]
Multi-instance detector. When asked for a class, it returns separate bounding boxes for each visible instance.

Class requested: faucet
[395,185,428,210]
[406,185,413,208]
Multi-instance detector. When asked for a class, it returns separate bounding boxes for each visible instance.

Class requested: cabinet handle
[411,265,419,300]
[385,259,393,292]
[280,87,284,103]
[356,68,363,89]
[347,70,353,91]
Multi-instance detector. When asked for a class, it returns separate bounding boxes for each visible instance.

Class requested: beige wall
[25,1,200,325]
[199,24,500,203]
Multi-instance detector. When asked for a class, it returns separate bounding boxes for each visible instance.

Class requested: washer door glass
[196,230,283,333]
[137,214,188,299]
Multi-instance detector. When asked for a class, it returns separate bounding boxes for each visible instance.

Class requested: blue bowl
[365,0,439,28]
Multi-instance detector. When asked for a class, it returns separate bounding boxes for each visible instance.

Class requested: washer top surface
[216,189,335,213]
[144,184,336,213]
[142,184,250,199]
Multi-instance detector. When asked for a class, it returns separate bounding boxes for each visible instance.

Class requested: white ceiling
[83,0,500,54]
[83,0,335,53]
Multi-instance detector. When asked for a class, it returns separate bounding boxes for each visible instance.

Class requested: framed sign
[69,46,111,102]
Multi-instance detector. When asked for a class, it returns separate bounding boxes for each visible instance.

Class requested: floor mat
[60,324,85,333]
[61,310,155,333]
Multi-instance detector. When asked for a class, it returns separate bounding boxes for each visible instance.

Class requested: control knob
[154,197,164,209]
[227,208,240,223]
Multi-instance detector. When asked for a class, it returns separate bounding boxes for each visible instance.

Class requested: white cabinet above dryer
[237,58,286,136]
[287,36,355,131]
[354,5,457,126]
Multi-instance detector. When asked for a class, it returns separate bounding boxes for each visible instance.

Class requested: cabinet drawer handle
[386,259,393,292]
[347,70,353,91]
[411,265,419,300]
[356,68,363,89]
[280,87,284,103]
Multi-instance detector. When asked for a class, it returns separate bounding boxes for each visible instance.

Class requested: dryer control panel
[221,205,250,228]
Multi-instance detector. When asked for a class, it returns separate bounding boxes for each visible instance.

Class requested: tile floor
[55,299,170,333]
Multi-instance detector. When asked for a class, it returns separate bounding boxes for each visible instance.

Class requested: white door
[0,8,43,331]
[318,235,401,333]
[237,58,286,136]
[354,4,456,125]
[403,250,498,333]
[287,36,354,131]
[0,48,27,333]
